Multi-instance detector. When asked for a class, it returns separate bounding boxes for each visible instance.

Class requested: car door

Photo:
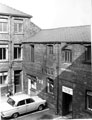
[26,98,36,113]
[17,100,27,114]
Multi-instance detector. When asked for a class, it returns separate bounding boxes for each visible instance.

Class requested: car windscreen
[7,98,15,106]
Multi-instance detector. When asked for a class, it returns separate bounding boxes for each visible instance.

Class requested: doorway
[14,70,22,93]
[62,92,72,116]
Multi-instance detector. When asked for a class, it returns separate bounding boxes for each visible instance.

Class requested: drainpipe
[56,43,60,114]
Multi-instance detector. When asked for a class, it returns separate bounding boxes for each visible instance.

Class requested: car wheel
[12,113,19,118]
[38,105,44,111]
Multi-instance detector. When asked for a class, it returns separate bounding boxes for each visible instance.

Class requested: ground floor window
[0,72,8,85]
[86,91,92,111]
[47,78,54,94]
[30,76,37,90]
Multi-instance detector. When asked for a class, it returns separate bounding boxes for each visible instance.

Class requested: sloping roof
[0,3,32,18]
[23,25,91,43]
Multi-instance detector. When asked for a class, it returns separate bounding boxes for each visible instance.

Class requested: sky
[0,0,91,29]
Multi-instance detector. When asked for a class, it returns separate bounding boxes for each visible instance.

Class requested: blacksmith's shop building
[22,25,91,118]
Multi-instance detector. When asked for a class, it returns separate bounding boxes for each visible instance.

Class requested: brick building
[22,25,92,118]
[0,3,92,119]
[0,3,40,96]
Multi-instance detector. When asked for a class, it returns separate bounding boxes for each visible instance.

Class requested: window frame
[0,45,8,61]
[0,19,8,33]
[30,45,34,62]
[62,49,72,63]
[0,72,8,85]
[47,78,54,94]
[14,44,22,60]
[86,91,92,112]
[85,46,91,64]
[47,45,53,55]
[14,20,23,34]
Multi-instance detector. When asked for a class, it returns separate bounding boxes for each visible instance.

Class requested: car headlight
[1,112,5,117]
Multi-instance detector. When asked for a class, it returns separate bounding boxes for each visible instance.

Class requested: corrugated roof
[23,25,91,43]
[0,3,32,18]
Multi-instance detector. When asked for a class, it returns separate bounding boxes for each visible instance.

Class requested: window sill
[0,60,9,63]
[0,32,9,34]
[13,59,23,62]
[14,33,24,35]
[0,84,8,88]
[84,109,92,115]
[82,61,91,65]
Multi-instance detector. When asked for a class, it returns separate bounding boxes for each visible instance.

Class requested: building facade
[22,26,92,118]
[0,3,40,96]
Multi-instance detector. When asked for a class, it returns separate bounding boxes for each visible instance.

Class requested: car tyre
[12,112,19,118]
[38,105,44,111]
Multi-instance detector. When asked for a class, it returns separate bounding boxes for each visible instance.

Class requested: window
[48,45,53,54]
[0,45,8,61]
[86,91,92,111]
[14,21,23,33]
[47,78,54,94]
[0,19,8,33]
[46,67,54,75]
[26,98,34,104]
[62,50,72,63]
[85,46,91,63]
[14,45,22,60]
[30,76,37,90]
[0,72,8,85]
[17,100,25,106]
[31,45,34,62]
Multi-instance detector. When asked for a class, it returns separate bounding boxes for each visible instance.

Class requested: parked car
[1,94,46,118]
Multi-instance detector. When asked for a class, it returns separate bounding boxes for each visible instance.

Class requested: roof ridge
[41,25,91,31]
[0,3,32,18]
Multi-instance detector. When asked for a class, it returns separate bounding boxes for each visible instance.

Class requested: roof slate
[23,25,91,43]
[0,3,32,18]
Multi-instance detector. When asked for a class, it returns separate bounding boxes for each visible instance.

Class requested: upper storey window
[85,45,91,64]
[14,19,23,34]
[47,45,53,54]
[0,45,8,61]
[14,44,22,60]
[0,18,8,33]
[62,49,72,63]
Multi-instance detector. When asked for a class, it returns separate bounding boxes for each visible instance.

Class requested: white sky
[0,0,91,29]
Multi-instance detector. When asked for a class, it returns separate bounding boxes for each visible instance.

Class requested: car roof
[10,94,31,102]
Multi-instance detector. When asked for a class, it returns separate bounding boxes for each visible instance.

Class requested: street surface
[1,108,59,120]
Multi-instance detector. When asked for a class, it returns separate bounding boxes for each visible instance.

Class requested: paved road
[1,108,59,120]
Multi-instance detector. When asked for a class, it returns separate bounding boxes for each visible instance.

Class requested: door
[26,98,36,112]
[28,78,31,95]
[14,70,22,93]
[17,100,27,114]
[62,92,72,116]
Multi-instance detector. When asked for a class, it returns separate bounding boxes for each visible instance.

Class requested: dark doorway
[14,70,22,93]
[62,92,72,116]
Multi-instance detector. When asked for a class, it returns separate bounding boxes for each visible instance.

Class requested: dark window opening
[31,45,34,62]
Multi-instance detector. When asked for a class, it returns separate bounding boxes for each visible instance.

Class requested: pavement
[0,95,72,120]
